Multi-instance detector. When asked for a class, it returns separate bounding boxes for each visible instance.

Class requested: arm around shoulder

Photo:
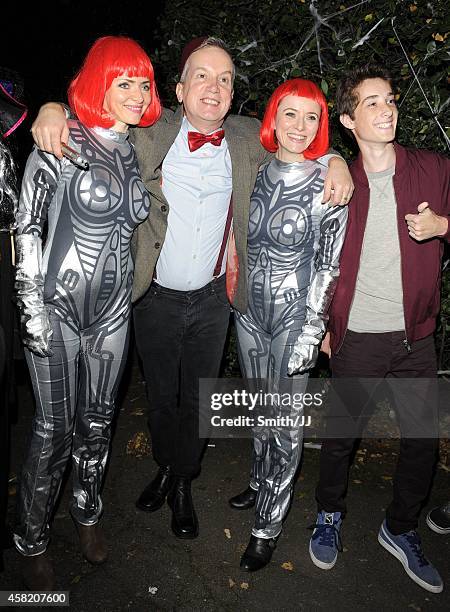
[31,102,70,158]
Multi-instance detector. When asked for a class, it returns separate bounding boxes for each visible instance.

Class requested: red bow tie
[188,129,225,152]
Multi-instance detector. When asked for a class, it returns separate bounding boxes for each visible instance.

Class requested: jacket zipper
[393,172,412,355]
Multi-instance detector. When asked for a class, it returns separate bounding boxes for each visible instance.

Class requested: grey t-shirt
[348,165,405,333]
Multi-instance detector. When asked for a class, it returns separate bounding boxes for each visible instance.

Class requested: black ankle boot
[229,486,257,510]
[136,466,172,512]
[167,477,199,539]
[74,521,108,565]
[240,535,277,572]
[21,550,55,591]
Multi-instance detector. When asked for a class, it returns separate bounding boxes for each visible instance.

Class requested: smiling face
[340,78,398,148]
[175,46,234,134]
[103,75,151,133]
[274,95,321,163]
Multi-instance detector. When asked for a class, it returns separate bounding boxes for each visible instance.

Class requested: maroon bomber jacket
[329,142,450,354]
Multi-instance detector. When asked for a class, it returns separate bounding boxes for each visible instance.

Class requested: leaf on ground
[148,586,158,595]
[407,604,421,611]
[126,432,151,457]
[224,528,231,539]
[130,408,145,416]
[281,561,294,571]
[381,475,392,480]
[240,582,249,590]
[438,462,450,472]
[228,578,235,588]
[353,479,362,484]
[71,575,81,584]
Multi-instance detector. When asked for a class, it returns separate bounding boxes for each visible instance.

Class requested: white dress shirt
[155,117,232,290]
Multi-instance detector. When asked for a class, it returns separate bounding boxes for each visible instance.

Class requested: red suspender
[213,196,233,277]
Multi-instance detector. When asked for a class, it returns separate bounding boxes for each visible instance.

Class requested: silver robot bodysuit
[235,157,347,539]
[14,120,150,555]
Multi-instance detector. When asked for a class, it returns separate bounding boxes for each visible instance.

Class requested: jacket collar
[169,104,184,126]
[351,142,407,187]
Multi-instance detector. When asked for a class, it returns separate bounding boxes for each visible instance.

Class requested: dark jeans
[316,331,439,535]
[133,275,230,477]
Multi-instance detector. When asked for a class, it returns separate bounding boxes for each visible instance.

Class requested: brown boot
[75,522,108,565]
[21,551,55,590]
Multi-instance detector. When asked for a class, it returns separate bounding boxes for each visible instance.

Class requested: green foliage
[436,247,450,374]
[152,0,450,375]
[152,0,450,158]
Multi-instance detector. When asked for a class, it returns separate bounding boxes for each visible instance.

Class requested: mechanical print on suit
[14,120,150,555]
[235,157,347,539]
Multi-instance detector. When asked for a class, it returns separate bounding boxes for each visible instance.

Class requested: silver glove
[288,269,338,375]
[15,233,53,357]
[288,336,320,376]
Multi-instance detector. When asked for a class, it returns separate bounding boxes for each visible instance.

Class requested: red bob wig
[260,78,329,160]
[68,36,161,129]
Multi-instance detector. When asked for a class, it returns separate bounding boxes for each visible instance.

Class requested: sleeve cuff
[441,217,450,241]
[61,103,73,120]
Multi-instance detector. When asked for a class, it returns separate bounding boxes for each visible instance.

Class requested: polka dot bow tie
[187,129,225,152]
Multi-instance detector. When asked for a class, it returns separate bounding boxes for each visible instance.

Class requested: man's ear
[175,82,183,104]
[227,88,234,111]
[340,113,355,130]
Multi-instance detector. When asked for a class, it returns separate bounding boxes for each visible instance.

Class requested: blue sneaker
[378,520,443,593]
[309,511,343,570]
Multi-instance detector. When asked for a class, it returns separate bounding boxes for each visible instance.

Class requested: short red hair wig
[260,78,329,159]
[68,36,161,129]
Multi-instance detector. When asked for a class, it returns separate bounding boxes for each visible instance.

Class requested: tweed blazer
[130,106,269,313]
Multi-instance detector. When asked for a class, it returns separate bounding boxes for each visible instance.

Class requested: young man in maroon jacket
[307,64,449,594]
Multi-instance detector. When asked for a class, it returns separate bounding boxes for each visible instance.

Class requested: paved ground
[1,349,449,611]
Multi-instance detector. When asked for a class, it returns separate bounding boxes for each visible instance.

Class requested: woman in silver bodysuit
[13,36,161,589]
[231,79,348,571]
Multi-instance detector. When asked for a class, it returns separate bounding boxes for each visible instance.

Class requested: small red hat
[179,36,208,77]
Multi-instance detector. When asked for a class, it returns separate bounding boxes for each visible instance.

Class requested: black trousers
[133,276,230,477]
[316,331,439,535]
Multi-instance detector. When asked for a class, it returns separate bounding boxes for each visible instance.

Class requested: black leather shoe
[240,535,277,572]
[229,486,258,510]
[136,466,172,512]
[167,478,199,539]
